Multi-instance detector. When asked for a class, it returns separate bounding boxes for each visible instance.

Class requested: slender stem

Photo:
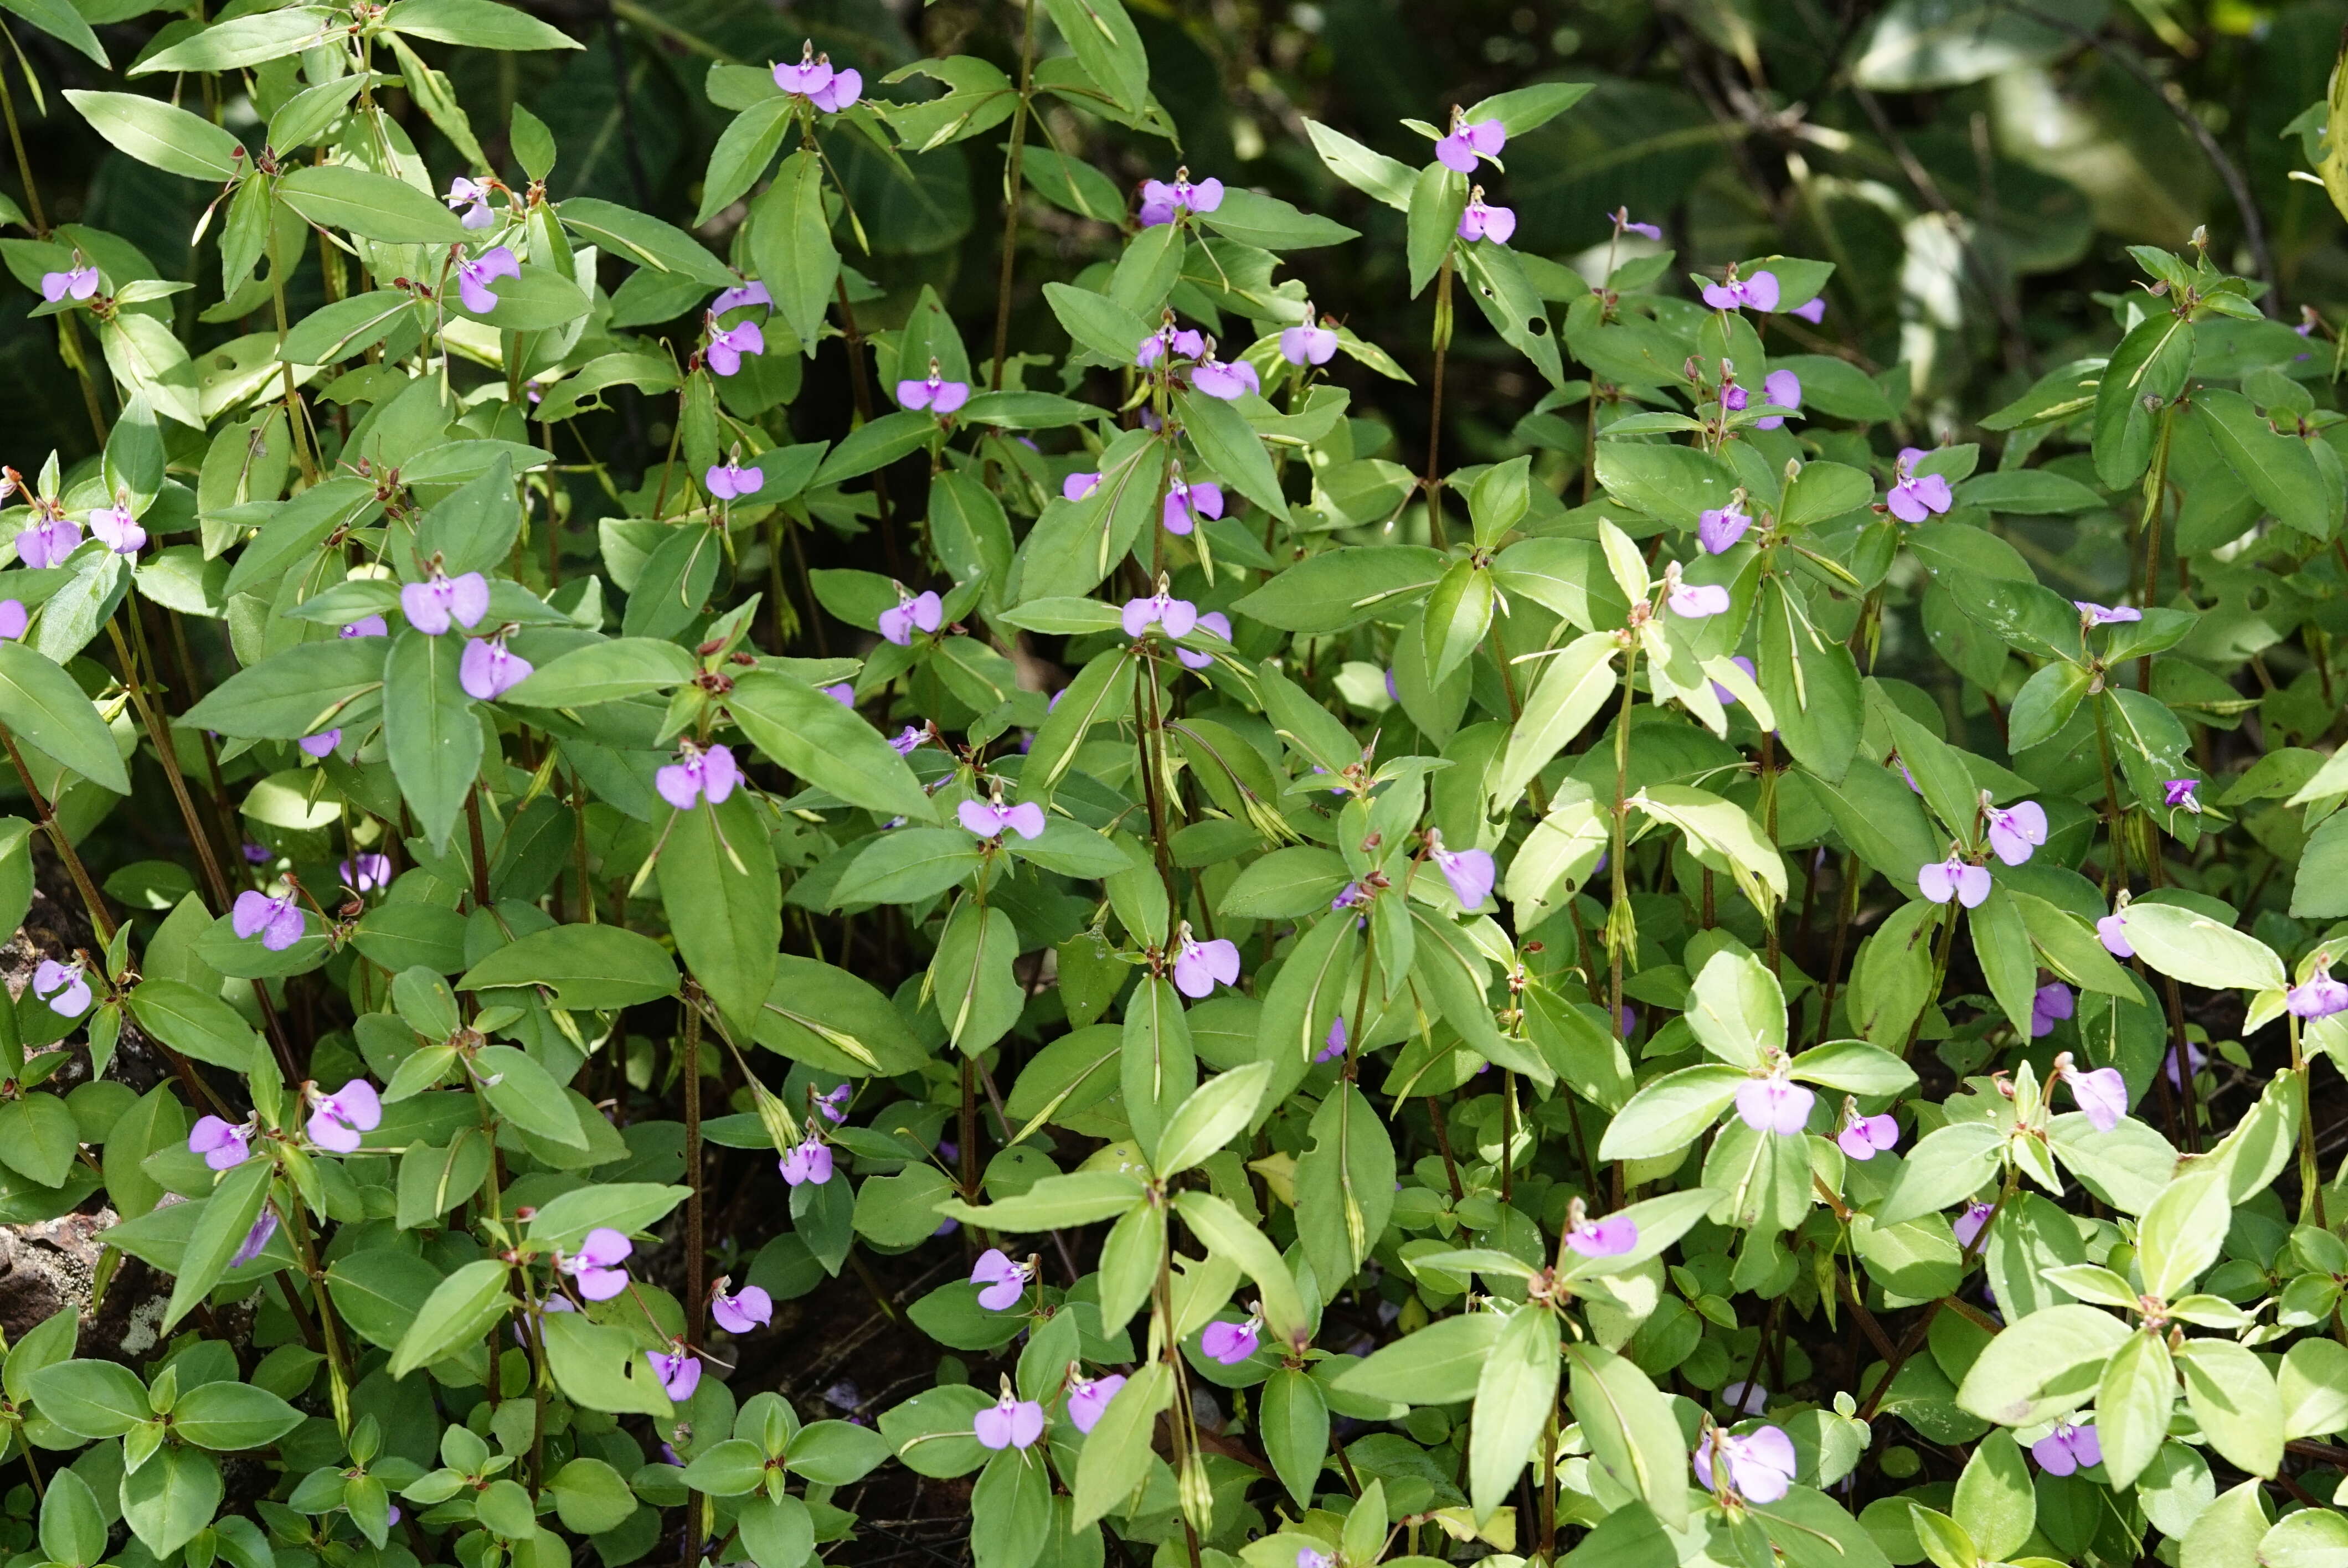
[2135,404,2176,694]
[683,992,706,1347]
[0,726,112,942]
[267,228,318,484]
[987,0,1040,391]
[1814,853,1862,1045]
[282,1198,354,1438]
[830,277,901,575]
[2090,695,2131,894]
[1899,905,1959,1062]
[2294,1015,2328,1228]
[1424,1097,1464,1202]
[0,50,45,235]
[1606,646,1639,1042]
[1423,253,1455,549]
[465,785,493,910]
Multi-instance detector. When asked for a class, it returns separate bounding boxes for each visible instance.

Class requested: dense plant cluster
[6,3,2348,1568]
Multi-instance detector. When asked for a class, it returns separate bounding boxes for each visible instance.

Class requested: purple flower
[1297,1552,1334,1568]
[815,1083,851,1123]
[1836,1111,1898,1160]
[1163,478,1225,535]
[1710,654,1757,707]
[1427,831,1495,910]
[1606,207,1662,241]
[656,741,741,811]
[960,798,1046,841]
[1458,190,1516,245]
[822,683,854,707]
[456,246,521,314]
[1692,1424,1796,1503]
[773,43,861,112]
[706,458,762,500]
[1171,930,1240,999]
[1137,326,1207,368]
[1734,1077,1814,1136]
[230,1209,279,1269]
[559,1228,634,1300]
[2066,1065,2128,1132]
[401,570,490,636]
[1954,1201,1994,1249]
[2165,1043,2208,1088]
[89,505,145,558]
[297,729,342,759]
[2164,779,2200,812]
[1665,569,1731,619]
[231,890,306,950]
[1984,800,2047,866]
[0,601,25,641]
[1701,271,1780,313]
[706,318,764,377]
[712,281,771,317]
[878,589,943,646]
[1435,116,1505,173]
[306,1079,382,1153]
[1280,312,1338,367]
[1201,1316,1260,1365]
[1191,353,1260,400]
[889,725,925,756]
[1791,297,1826,324]
[647,1347,702,1402]
[972,1249,1029,1311]
[1175,610,1230,673]
[1122,589,1198,639]
[2074,601,2141,626]
[1698,506,1750,554]
[1139,168,1223,227]
[1067,1373,1125,1434]
[1753,369,1801,431]
[342,853,392,893]
[897,364,971,415]
[460,636,532,702]
[189,1116,251,1170]
[1316,1016,1348,1063]
[710,1281,772,1335]
[1887,450,1953,523]
[2290,971,2348,1019]
[1384,668,1399,702]
[2097,911,2133,958]
[2032,1421,2101,1476]
[40,264,97,303]
[973,1391,1045,1450]
[16,516,81,568]
[1564,1212,1639,1258]
[445,177,493,230]
[1063,471,1101,501]
[1918,857,1990,909]
[31,958,89,1017]
[780,1137,833,1187]
[1722,1381,1768,1417]
[2031,983,2075,1039]
[341,616,388,638]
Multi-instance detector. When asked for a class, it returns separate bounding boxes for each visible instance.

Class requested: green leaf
[728,668,935,823]
[1594,441,1737,529]
[475,1045,588,1148]
[38,1469,106,1566]
[1070,1361,1171,1529]
[132,9,329,75]
[390,1258,511,1378]
[457,923,679,1010]
[698,100,794,226]
[2175,1338,2281,1478]
[65,91,243,180]
[2119,901,2285,993]
[1177,388,1290,522]
[119,1444,220,1557]
[1042,281,1153,364]
[380,0,582,50]
[171,1381,301,1451]
[1470,1304,1559,1518]
[162,1157,271,1332]
[749,152,837,356]
[2095,1329,2173,1489]
[29,1359,150,1437]
[277,291,418,366]
[930,900,1022,1055]
[1173,1188,1305,1340]
[662,791,779,1043]
[1595,1063,1744,1159]
[0,641,128,793]
[380,628,481,853]
[1040,0,1150,114]
[0,0,104,66]
[1258,1368,1329,1510]
[2092,312,2194,490]
[1301,117,1414,210]
[0,1095,79,1188]
[1567,1342,1687,1530]
[542,1311,673,1416]
[128,979,264,1072]
[1404,162,1466,297]
[1954,1303,2130,1427]
[735,1495,815,1568]
[1295,1082,1396,1293]
[1331,1312,1501,1406]
[1953,1429,2034,1561]
[278,165,467,244]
